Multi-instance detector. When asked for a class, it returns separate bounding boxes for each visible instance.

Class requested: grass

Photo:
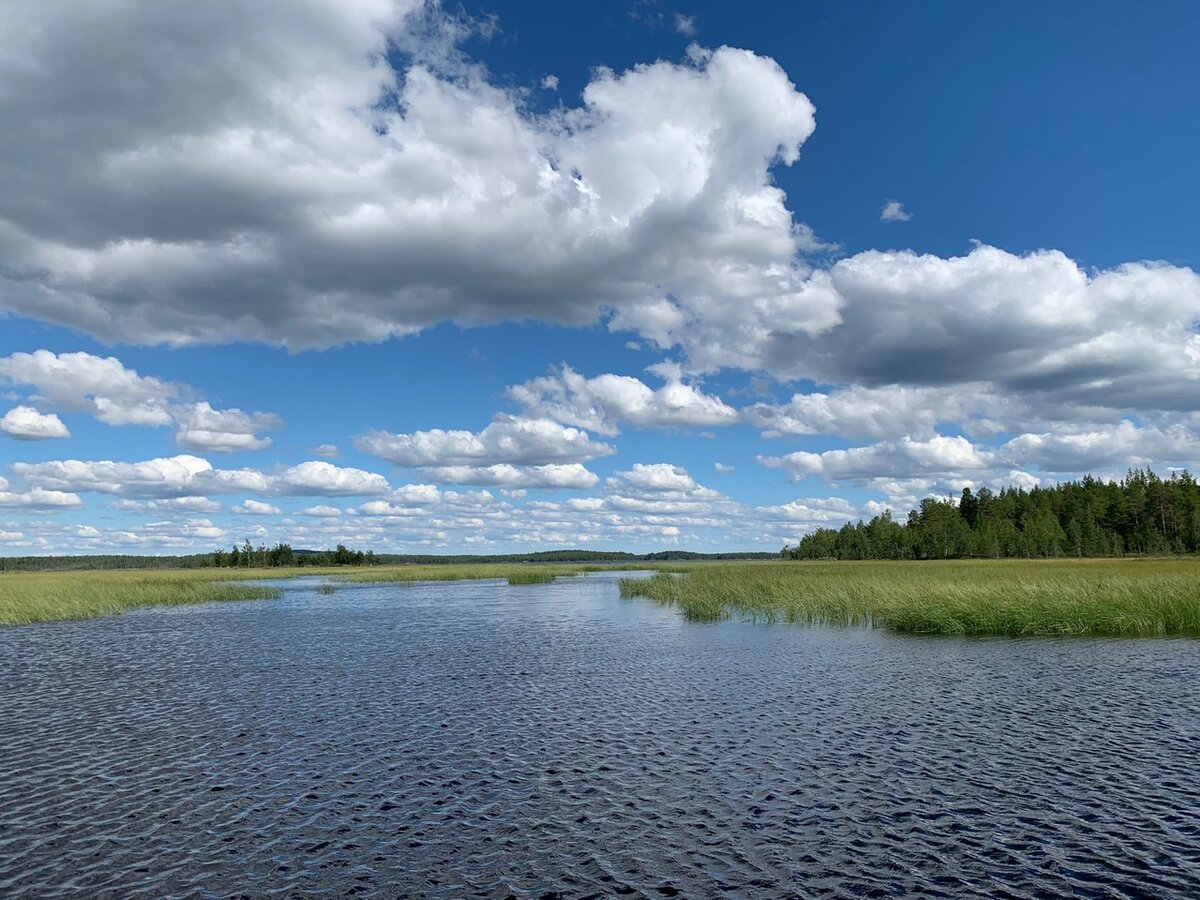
[0,569,284,626]
[342,563,610,586]
[619,559,1200,636]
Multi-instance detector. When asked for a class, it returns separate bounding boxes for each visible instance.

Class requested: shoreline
[3,558,1200,635]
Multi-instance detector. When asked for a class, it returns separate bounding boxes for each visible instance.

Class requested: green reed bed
[504,570,560,585]
[0,569,284,626]
[343,563,607,587]
[619,559,1200,636]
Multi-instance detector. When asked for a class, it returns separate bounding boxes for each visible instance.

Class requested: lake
[2,571,1199,897]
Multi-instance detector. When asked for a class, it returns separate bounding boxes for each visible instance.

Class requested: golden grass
[619,559,1200,636]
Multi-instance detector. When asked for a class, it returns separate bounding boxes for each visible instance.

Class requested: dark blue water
[2,572,1199,897]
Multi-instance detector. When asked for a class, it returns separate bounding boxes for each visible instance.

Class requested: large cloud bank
[0,0,823,351]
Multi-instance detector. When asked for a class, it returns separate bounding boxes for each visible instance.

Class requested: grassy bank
[620,559,1200,636]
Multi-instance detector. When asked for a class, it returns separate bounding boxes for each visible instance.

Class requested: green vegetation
[505,570,563,585]
[620,559,1200,636]
[0,569,283,626]
[343,564,606,586]
[786,469,1200,560]
[316,583,337,595]
[214,541,375,568]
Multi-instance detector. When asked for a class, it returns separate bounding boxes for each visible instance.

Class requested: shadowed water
[2,571,1199,897]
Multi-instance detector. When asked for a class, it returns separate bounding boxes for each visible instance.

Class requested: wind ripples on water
[1,572,1199,897]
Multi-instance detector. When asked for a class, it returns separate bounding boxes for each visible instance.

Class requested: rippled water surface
[2,572,1200,898]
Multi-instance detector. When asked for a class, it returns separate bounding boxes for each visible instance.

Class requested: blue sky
[1,0,1198,554]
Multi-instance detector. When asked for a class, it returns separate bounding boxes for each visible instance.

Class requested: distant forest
[784,469,1200,560]
[0,545,776,572]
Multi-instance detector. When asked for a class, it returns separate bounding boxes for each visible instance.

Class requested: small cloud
[300,505,342,517]
[625,340,642,351]
[0,406,70,441]
[674,13,697,36]
[541,74,559,90]
[881,199,912,223]
[314,443,339,458]
[714,462,734,473]
[234,499,282,515]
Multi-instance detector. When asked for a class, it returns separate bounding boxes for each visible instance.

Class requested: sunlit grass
[619,559,1200,636]
[0,568,285,626]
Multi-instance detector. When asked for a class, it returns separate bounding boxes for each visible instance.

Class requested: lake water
[2,571,1199,897]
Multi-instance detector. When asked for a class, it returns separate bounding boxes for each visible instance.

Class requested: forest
[783,469,1200,560]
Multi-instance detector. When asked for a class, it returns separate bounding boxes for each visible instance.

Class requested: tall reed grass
[343,564,606,586]
[619,559,1200,636]
[0,569,283,626]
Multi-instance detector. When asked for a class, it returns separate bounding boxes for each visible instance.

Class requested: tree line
[783,469,1200,560]
[0,546,776,572]
[210,541,377,568]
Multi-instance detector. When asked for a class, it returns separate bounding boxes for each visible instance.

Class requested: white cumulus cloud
[509,363,737,435]
[11,455,390,499]
[0,406,70,440]
[234,499,282,515]
[357,415,612,467]
[174,402,281,452]
[0,350,281,450]
[0,3,821,352]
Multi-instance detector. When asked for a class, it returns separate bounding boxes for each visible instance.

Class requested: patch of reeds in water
[345,564,602,586]
[505,570,559,585]
[619,559,1200,637]
[316,583,336,595]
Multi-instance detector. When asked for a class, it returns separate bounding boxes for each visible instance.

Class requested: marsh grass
[619,559,1200,636]
[344,564,610,586]
[316,583,336,595]
[0,569,285,626]
[505,570,560,585]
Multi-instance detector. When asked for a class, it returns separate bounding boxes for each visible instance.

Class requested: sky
[1,0,1199,555]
